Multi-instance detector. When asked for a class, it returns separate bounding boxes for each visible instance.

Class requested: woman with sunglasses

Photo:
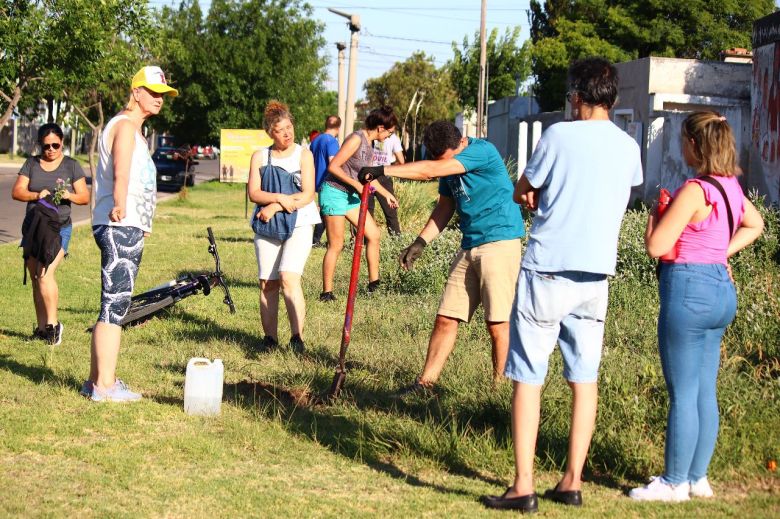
[12,123,89,345]
[319,106,399,301]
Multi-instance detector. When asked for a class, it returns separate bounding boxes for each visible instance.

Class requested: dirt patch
[225,379,312,408]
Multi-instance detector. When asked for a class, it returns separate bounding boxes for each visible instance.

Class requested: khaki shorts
[437,238,522,322]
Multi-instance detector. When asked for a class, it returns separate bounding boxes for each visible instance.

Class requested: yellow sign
[219,129,273,183]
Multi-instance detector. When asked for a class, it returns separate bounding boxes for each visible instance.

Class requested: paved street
[0,158,220,244]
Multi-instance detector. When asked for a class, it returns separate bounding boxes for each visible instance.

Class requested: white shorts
[254,225,314,280]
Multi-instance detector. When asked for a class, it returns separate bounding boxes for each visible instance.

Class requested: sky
[149,0,532,97]
[149,0,780,97]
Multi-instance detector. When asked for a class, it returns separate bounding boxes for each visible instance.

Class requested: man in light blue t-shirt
[310,115,341,245]
[482,58,643,513]
[359,120,525,397]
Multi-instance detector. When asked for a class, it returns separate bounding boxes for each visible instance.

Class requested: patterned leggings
[93,225,144,325]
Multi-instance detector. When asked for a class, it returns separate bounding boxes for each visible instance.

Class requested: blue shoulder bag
[250,147,300,241]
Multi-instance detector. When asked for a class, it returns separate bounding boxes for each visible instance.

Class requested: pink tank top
[673,175,745,265]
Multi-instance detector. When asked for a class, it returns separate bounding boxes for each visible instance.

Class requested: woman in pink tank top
[629,112,764,502]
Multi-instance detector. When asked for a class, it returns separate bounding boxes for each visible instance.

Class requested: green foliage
[364,52,458,151]
[0,182,778,515]
[153,0,331,144]
[0,0,149,128]
[528,0,776,111]
[448,26,532,110]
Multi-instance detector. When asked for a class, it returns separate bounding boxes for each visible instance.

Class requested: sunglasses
[42,143,61,151]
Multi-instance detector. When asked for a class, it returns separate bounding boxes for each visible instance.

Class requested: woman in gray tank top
[319,106,399,301]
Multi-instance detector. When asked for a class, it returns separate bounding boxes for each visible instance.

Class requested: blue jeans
[657,263,736,484]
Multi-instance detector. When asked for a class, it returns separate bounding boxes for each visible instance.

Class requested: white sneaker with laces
[629,476,690,502]
[690,477,714,498]
[90,379,142,403]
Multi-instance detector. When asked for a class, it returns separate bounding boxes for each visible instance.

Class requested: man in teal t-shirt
[359,120,525,396]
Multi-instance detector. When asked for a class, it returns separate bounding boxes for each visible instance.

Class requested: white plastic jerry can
[184,358,224,416]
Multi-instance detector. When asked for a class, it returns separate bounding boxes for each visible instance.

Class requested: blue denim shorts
[60,224,72,253]
[319,182,361,216]
[505,269,609,384]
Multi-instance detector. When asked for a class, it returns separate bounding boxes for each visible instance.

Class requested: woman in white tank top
[248,100,319,353]
[85,66,178,403]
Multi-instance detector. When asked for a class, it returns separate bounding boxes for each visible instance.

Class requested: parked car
[153,147,197,190]
[191,144,218,160]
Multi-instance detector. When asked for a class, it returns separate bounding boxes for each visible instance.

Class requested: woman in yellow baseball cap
[83,65,177,402]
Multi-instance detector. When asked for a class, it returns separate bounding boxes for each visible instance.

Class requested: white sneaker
[629,476,690,502]
[90,379,142,403]
[690,477,714,498]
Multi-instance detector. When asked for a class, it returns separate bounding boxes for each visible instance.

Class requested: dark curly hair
[423,121,462,159]
[568,58,619,109]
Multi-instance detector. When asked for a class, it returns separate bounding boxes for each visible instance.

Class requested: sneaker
[629,476,690,502]
[79,380,93,398]
[689,477,714,498]
[32,326,46,340]
[394,379,437,399]
[44,322,64,346]
[289,334,305,354]
[90,379,142,403]
[319,291,337,302]
[367,279,381,293]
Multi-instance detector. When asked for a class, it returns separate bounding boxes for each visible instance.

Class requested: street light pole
[476,0,487,138]
[336,42,347,142]
[329,8,360,137]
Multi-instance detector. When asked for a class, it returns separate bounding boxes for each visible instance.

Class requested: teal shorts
[319,182,361,216]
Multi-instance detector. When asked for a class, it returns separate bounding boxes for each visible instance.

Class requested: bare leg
[36,248,65,325]
[259,279,281,339]
[26,258,46,331]
[345,208,381,282]
[90,321,122,389]
[486,320,509,384]
[280,272,305,336]
[557,381,598,491]
[509,381,542,497]
[418,314,460,384]
[322,215,345,293]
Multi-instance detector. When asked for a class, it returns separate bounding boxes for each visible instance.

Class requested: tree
[57,0,151,175]
[364,52,458,153]
[0,0,151,174]
[154,0,332,144]
[528,0,776,111]
[0,1,56,129]
[448,26,532,110]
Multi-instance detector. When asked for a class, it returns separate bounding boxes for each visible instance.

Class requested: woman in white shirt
[248,101,320,353]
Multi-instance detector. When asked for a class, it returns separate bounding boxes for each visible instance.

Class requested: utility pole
[476,0,487,138]
[329,8,360,136]
[336,41,347,142]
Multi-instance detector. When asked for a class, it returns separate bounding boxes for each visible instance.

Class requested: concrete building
[613,57,752,203]
[750,11,780,205]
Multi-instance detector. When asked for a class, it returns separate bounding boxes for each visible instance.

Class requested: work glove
[399,236,427,270]
[359,165,385,184]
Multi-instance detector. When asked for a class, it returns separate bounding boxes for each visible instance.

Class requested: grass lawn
[1,181,778,517]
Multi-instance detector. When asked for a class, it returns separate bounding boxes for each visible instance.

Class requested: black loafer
[542,486,582,506]
[482,488,538,513]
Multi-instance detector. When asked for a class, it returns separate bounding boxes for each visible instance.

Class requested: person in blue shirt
[482,58,643,513]
[309,115,341,245]
[360,120,525,396]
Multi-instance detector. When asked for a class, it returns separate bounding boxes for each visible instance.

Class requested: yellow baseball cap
[131,66,178,97]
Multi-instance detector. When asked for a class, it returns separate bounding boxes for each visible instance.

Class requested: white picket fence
[515,120,543,173]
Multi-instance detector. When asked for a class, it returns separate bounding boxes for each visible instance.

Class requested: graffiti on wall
[751,36,780,204]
